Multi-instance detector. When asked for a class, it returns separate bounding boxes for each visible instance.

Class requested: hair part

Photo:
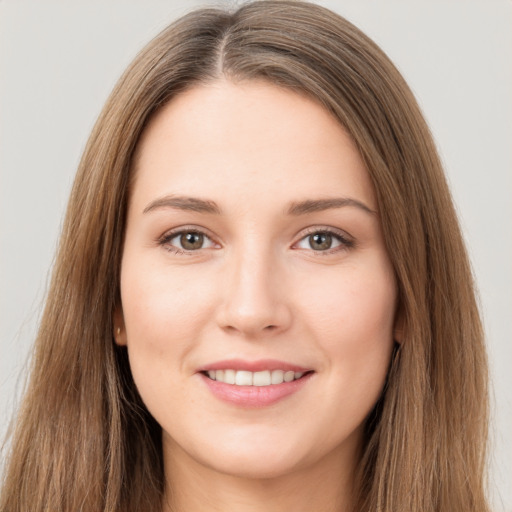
[1,2,489,511]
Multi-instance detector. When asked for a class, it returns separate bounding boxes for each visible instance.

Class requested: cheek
[120,258,216,349]
[119,260,216,416]
[302,260,396,337]
[297,258,397,388]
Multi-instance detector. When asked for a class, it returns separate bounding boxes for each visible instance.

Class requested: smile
[204,369,306,386]
[198,360,314,407]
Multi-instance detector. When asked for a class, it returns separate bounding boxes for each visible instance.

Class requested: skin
[115,79,400,512]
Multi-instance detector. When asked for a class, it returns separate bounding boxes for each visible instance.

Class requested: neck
[161,436,360,512]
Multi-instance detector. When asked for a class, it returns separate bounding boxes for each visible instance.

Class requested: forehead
[131,79,376,213]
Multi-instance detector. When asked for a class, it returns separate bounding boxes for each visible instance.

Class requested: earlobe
[113,307,127,346]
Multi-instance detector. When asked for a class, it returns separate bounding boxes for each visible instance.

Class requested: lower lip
[200,372,313,407]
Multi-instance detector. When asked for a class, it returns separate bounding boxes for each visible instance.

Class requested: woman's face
[117,79,398,480]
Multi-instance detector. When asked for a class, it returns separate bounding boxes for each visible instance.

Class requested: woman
[0,1,490,511]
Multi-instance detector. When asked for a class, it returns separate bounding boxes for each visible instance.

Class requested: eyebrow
[287,197,376,216]
[143,195,221,215]
[142,194,376,216]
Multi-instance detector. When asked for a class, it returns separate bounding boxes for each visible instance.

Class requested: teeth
[284,371,295,382]
[235,370,253,386]
[206,369,307,386]
[271,370,284,384]
[224,369,236,384]
[253,370,271,386]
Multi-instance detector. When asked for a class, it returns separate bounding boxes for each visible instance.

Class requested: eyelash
[158,227,217,255]
[294,226,355,255]
[157,226,355,255]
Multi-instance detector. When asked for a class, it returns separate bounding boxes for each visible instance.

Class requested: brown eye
[294,229,353,253]
[180,232,204,250]
[161,229,216,253]
[308,233,332,251]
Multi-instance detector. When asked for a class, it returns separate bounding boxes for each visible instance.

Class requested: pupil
[181,232,203,250]
[310,233,332,250]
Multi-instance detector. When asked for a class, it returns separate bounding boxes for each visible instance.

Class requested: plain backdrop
[1,1,511,509]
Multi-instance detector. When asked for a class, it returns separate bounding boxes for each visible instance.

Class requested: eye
[294,229,353,253]
[160,229,217,253]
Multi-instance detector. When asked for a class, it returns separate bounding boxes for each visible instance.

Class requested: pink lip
[197,360,314,408]
[200,374,312,407]
[198,358,311,373]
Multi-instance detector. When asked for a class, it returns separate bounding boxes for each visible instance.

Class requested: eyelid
[157,225,220,253]
[292,226,355,253]
[156,224,354,255]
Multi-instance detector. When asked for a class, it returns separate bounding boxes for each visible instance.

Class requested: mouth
[201,369,312,386]
[197,360,315,407]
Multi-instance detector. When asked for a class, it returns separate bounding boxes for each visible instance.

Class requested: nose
[215,246,292,338]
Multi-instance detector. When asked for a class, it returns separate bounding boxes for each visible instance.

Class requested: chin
[202,448,308,480]
[164,425,320,480]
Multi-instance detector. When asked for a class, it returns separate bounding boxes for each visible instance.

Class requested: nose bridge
[218,237,290,336]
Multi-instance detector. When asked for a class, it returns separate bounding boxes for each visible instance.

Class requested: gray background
[1,1,511,509]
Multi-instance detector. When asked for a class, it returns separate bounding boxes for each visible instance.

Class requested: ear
[113,306,127,346]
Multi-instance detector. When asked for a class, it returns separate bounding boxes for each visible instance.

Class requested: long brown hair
[1,2,489,511]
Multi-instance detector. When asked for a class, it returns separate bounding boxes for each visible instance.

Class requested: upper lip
[198,359,312,373]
